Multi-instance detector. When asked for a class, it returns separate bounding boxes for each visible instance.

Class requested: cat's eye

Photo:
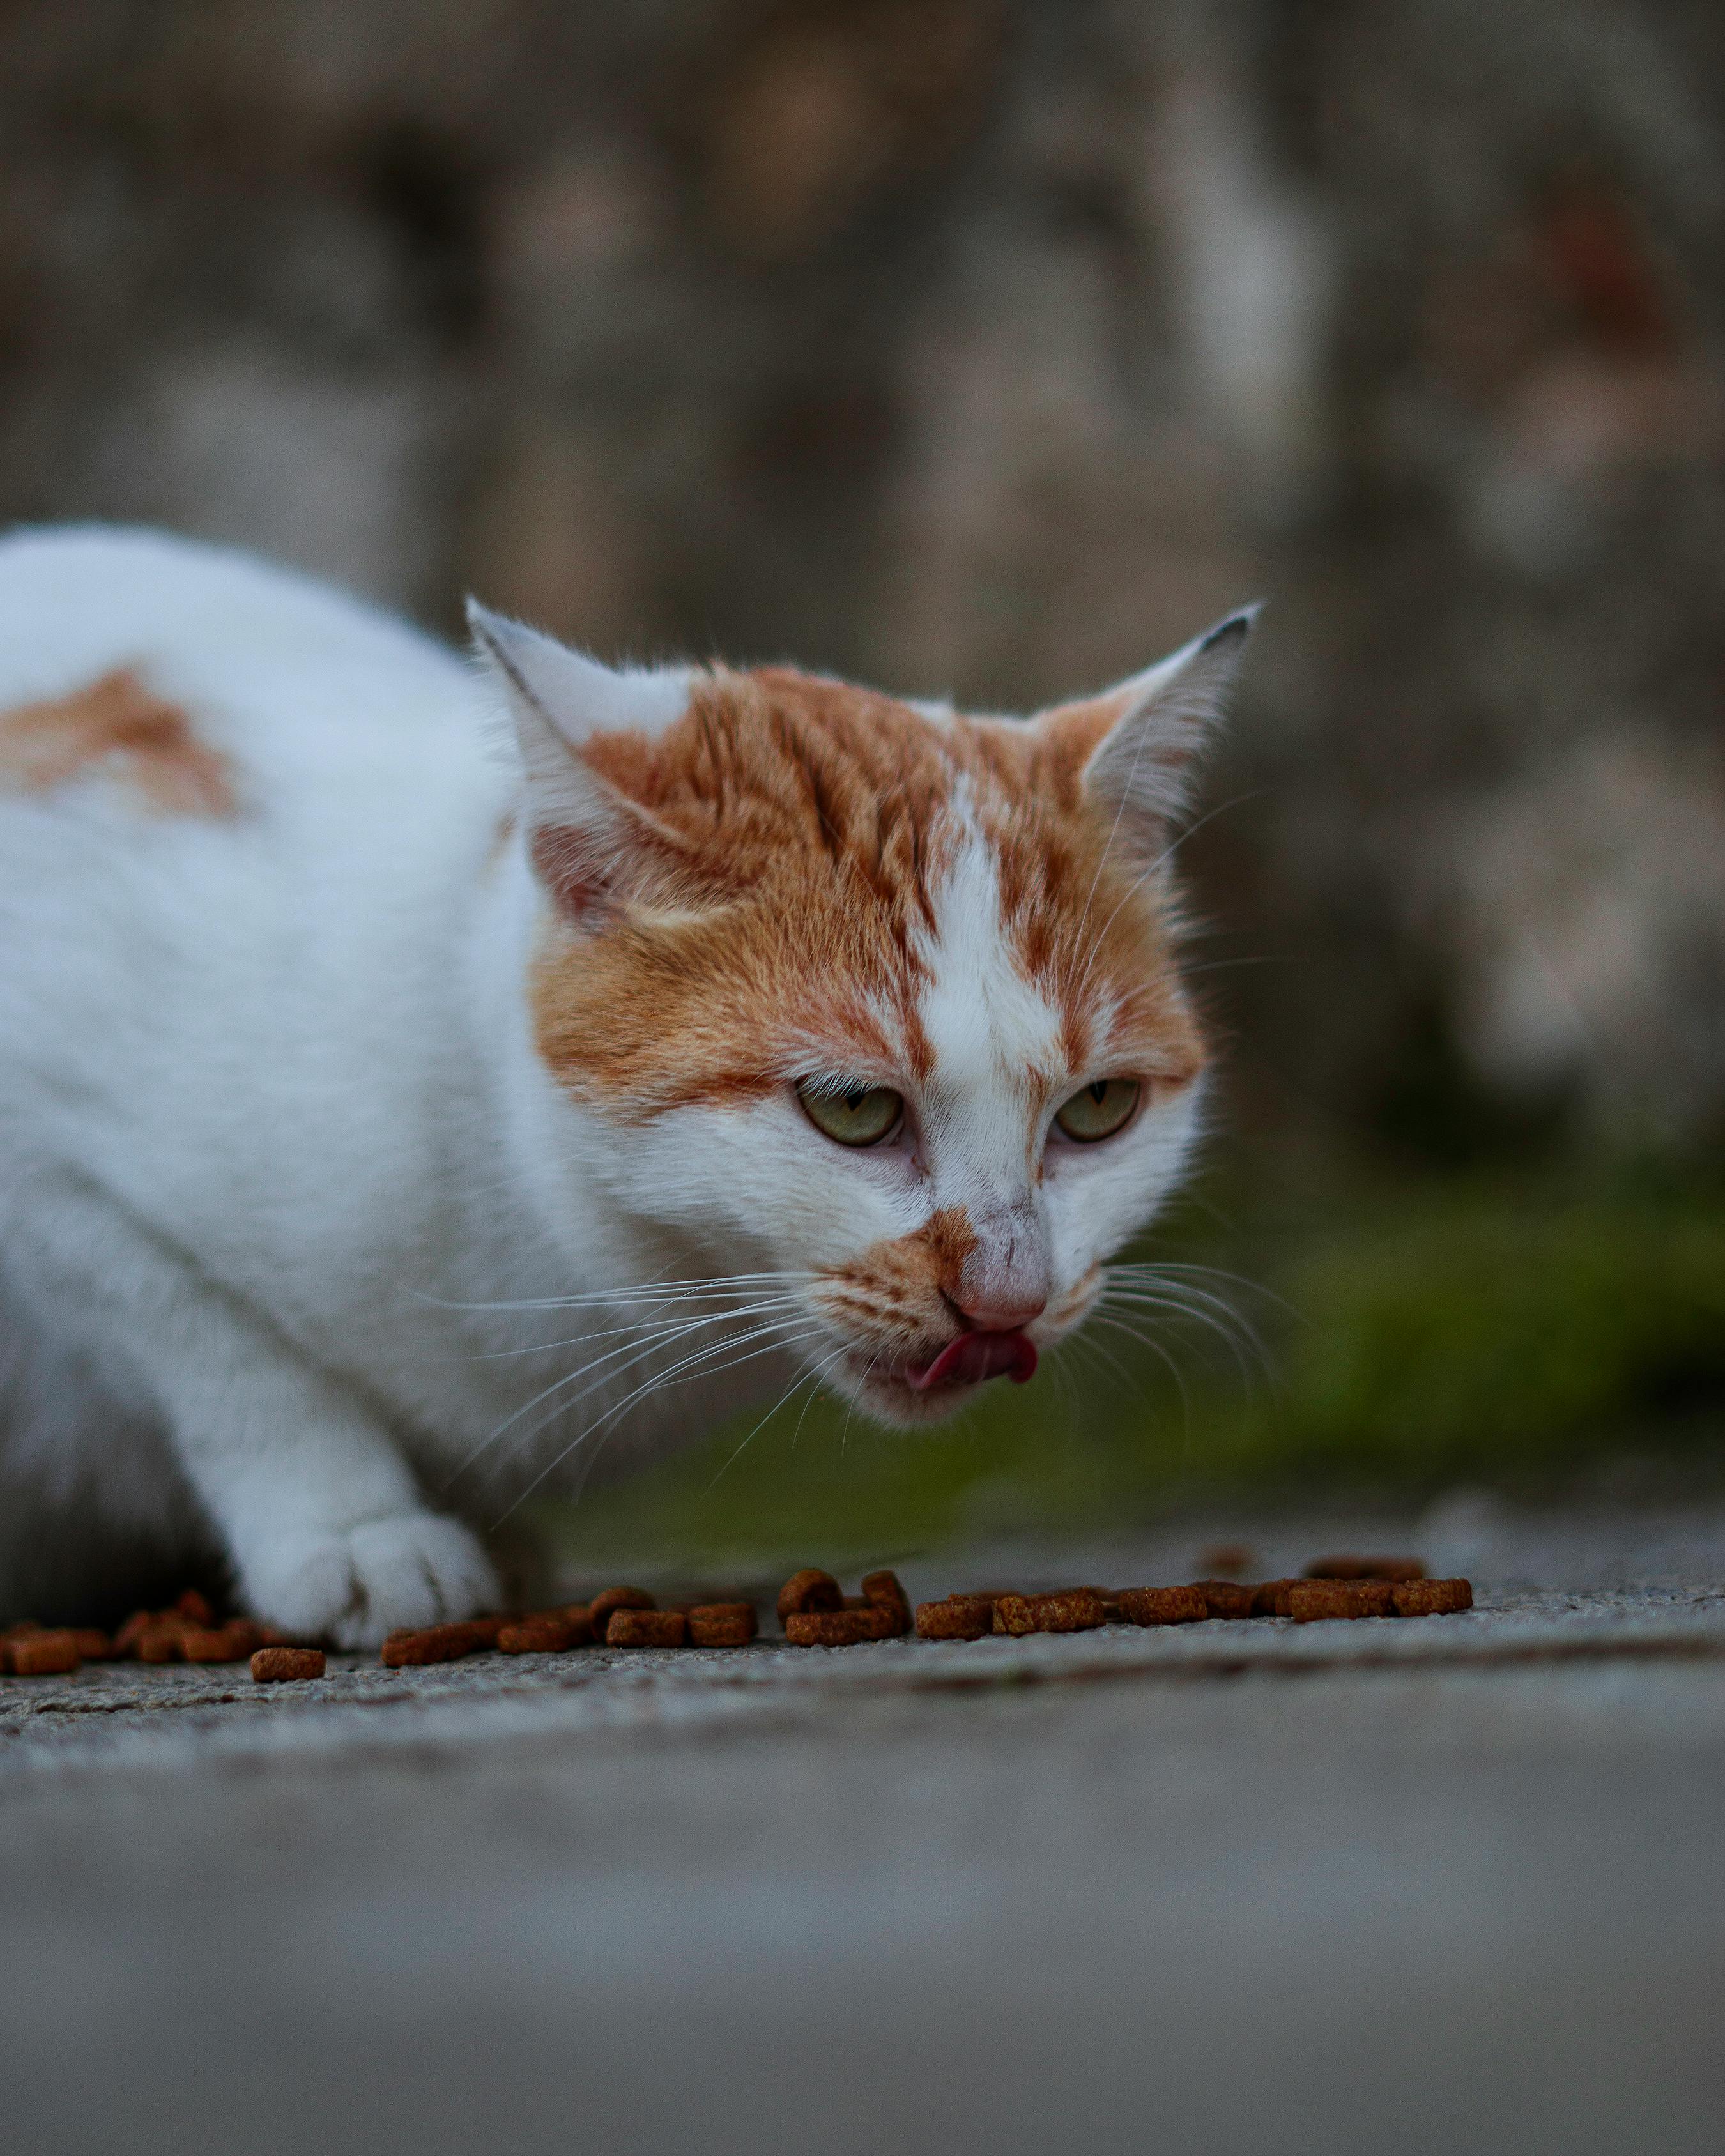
[1054,1078,1140,1143]
[796,1080,904,1149]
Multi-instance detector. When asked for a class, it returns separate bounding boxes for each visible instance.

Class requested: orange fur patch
[530,664,1204,1116]
[819,1205,977,1324]
[0,669,234,817]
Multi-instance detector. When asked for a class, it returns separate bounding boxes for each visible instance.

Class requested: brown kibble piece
[916,1599,993,1641]
[776,1569,843,1623]
[1250,1579,1301,1617]
[686,1602,758,1647]
[176,1589,215,1625]
[9,1632,82,1676]
[496,1612,586,1654]
[112,1610,157,1656]
[1192,1580,1254,1620]
[606,1607,688,1648]
[989,1590,1108,1637]
[1117,1585,1209,1627]
[250,1647,325,1682]
[179,1626,252,1663]
[859,1570,913,1636]
[1303,1554,1426,1582]
[66,1628,116,1660]
[784,1609,882,1647]
[379,1620,493,1668]
[1031,1588,1108,1633]
[137,1628,184,1663]
[586,1587,655,1637]
[1287,1579,1395,1622]
[1392,1577,1473,1617]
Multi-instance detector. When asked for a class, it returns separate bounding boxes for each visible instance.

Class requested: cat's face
[475,608,1252,1427]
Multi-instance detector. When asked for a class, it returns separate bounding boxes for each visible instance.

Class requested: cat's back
[0,524,485,808]
[0,526,507,1132]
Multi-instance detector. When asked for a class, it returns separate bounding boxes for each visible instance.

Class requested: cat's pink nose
[947,1290,1048,1333]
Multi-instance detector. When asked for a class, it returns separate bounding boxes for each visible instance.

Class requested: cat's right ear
[466,602,693,919]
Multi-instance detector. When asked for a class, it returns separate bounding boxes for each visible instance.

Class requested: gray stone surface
[3,1503,1723,2155]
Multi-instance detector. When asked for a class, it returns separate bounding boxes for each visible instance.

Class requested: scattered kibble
[496,1610,591,1653]
[586,1587,655,1636]
[2,1553,1476,1685]
[606,1608,688,1648]
[686,1603,758,1647]
[1287,1579,1396,1622]
[858,1571,913,1636]
[1191,1580,1255,1620]
[776,1570,844,1624]
[380,1619,496,1668]
[1117,1585,1209,1627]
[1392,1578,1473,1617]
[915,1596,996,1641]
[8,1631,83,1676]
[785,1609,884,1647]
[250,1647,325,1683]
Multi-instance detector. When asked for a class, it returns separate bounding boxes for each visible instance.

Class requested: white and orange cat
[0,526,1253,1642]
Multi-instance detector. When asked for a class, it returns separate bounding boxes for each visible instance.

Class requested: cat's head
[471,602,1254,1427]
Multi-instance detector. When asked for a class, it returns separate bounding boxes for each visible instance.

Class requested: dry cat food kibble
[1304,1554,1426,1582]
[250,1647,326,1683]
[1392,1578,1473,1617]
[606,1608,688,1648]
[859,1570,913,1635]
[1192,1580,1255,1620]
[686,1602,758,1648]
[1117,1585,1209,1627]
[380,1619,498,1668]
[915,1595,998,1641]
[1250,1579,1301,1618]
[776,1570,844,1623]
[496,1609,592,1654]
[7,1630,83,1676]
[586,1586,655,1636]
[785,1609,889,1647]
[1287,1579,1396,1622]
[993,1587,1108,1636]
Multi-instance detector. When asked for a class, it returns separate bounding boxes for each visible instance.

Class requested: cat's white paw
[241,1511,500,1649]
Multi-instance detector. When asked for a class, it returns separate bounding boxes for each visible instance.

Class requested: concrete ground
[3,1497,1723,2156]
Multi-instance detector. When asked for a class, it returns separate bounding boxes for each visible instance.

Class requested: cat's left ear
[467,602,695,916]
[1034,605,1259,860]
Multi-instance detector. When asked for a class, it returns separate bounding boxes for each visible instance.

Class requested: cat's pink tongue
[907,1330,1038,1391]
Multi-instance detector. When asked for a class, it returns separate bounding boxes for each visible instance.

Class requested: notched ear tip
[1199,602,1263,654]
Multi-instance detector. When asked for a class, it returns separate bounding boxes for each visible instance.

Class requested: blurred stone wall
[3,0,1722,1158]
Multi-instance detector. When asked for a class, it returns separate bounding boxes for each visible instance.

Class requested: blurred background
[6,0,1722,1570]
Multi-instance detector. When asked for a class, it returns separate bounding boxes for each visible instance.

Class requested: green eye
[1054,1078,1140,1143]
[797,1080,904,1148]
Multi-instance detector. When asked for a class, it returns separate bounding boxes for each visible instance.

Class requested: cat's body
[0,526,1251,1641]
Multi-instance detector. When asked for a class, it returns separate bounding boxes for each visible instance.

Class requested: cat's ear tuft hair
[1038,604,1259,864]
[466,602,693,921]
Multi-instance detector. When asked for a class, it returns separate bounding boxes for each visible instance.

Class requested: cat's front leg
[12,1179,500,1646]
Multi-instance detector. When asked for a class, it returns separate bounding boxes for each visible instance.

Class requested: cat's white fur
[0,527,1241,1642]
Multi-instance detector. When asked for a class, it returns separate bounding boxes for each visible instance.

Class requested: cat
[0,524,1254,1643]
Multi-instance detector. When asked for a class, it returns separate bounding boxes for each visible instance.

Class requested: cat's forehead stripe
[529,664,1204,1114]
